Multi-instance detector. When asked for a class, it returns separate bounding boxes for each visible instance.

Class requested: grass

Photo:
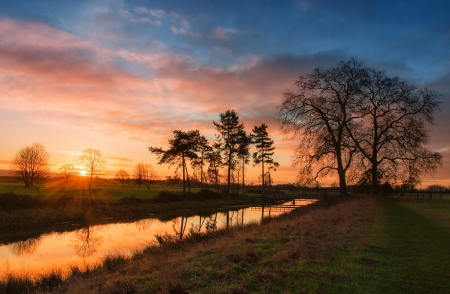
[2,196,449,293]
[0,177,193,203]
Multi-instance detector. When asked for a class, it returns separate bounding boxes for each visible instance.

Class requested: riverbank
[0,190,277,230]
[3,197,449,293]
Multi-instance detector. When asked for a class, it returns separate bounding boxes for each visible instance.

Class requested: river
[0,199,316,279]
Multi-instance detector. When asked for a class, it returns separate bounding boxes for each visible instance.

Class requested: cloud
[1,18,448,185]
[134,7,166,19]
[171,20,200,38]
[210,27,238,40]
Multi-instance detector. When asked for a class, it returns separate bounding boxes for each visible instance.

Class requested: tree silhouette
[133,163,146,188]
[205,141,223,193]
[213,110,246,194]
[278,58,442,196]
[238,130,252,194]
[348,64,442,194]
[149,130,205,193]
[11,142,50,187]
[115,169,129,187]
[278,58,365,197]
[59,164,79,184]
[252,124,277,194]
[143,164,159,189]
[78,148,106,191]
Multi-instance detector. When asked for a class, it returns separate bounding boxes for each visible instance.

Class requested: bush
[116,196,144,205]
[103,254,127,272]
[152,190,184,202]
[0,192,44,211]
[194,189,218,200]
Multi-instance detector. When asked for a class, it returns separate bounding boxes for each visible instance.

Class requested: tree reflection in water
[134,218,156,231]
[9,236,43,256]
[70,225,103,258]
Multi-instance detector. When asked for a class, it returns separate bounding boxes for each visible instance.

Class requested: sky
[0,0,449,187]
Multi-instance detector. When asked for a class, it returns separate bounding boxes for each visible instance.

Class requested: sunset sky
[0,0,449,187]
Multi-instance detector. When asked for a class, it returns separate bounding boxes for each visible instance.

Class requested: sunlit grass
[0,177,198,203]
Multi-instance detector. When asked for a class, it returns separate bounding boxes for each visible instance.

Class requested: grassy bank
[0,189,273,229]
[2,197,449,293]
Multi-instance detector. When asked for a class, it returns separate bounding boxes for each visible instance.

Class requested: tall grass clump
[102,254,128,272]
[0,275,34,294]
[37,270,63,292]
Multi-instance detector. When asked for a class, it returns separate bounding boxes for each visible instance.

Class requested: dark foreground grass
[2,197,449,293]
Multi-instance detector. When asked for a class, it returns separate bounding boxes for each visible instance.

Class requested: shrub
[152,190,184,202]
[116,196,144,205]
[0,192,44,211]
[103,254,127,272]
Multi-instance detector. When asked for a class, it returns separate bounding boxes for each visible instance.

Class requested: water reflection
[9,236,43,256]
[0,199,316,279]
[70,225,103,258]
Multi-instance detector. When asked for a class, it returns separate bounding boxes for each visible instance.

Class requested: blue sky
[0,0,449,186]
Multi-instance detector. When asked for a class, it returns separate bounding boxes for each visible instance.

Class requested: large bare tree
[11,142,50,187]
[278,58,442,196]
[349,66,442,194]
[78,148,106,191]
[278,59,362,196]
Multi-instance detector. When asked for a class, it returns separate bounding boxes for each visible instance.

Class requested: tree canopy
[278,58,442,196]
[11,142,50,187]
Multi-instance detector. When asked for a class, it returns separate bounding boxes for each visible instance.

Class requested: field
[0,177,193,203]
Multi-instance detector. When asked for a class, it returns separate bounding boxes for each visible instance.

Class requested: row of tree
[277,58,443,196]
[11,145,107,190]
[149,110,278,194]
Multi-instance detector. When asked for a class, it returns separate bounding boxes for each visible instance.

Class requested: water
[0,199,315,279]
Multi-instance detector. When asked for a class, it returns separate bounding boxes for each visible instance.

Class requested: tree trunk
[227,151,232,194]
[242,157,245,195]
[182,154,186,193]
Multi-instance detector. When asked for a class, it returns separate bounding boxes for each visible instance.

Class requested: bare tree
[59,164,79,184]
[134,163,146,188]
[348,65,442,194]
[278,59,362,196]
[143,164,159,189]
[11,142,50,187]
[115,169,129,187]
[78,148,106,191]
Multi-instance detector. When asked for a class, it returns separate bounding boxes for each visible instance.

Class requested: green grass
[311,198,450,293]
[0,178,198,203]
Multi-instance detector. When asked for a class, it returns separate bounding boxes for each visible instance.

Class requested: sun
[79,169,87,176]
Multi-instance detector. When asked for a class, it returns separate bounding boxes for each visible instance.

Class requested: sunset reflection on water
[0,199,315,279]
